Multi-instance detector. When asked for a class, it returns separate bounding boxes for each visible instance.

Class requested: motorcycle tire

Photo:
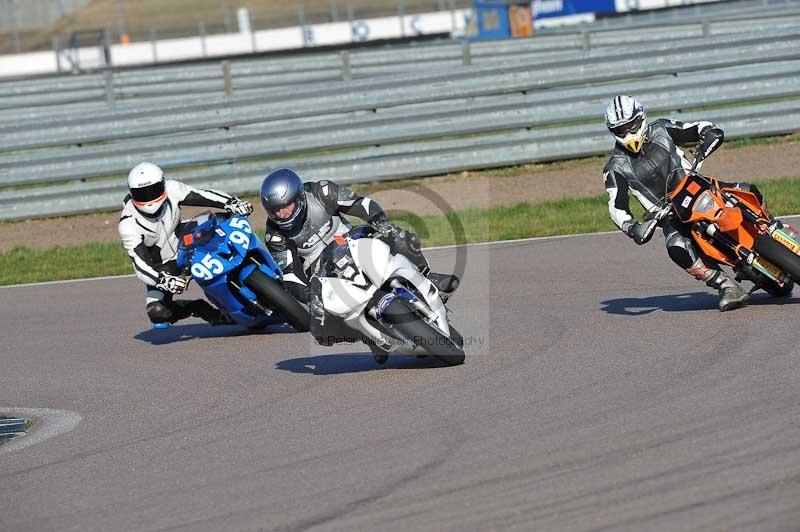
[754,233,800,284]
[381,298,465,366]
[243,269,309,332]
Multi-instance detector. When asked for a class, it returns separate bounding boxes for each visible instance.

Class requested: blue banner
[532,0,617,18]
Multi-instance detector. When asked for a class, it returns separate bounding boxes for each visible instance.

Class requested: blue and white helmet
[605,95,648,154]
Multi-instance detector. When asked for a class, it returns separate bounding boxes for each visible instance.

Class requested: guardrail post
[103,69,115,108]
[462,40,472,65]
[8,0,21,53]
[222,61,232,96]
[340,50,352,80]
[702,20,710,38]
[580,30,591,51]
[397,0,406,38]
[347,0,355,40]
[221,0,233,32]
[329,0,339,22]
[199,21,207,57]
[52,36,62,73]
[103,29,115,108]
[150,28,158,63]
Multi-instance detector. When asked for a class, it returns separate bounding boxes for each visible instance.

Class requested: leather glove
[623,218,659,245]
[225,198,254,216]
[156,271,188,294]
[371,218,399,238]
[371,218,421,253]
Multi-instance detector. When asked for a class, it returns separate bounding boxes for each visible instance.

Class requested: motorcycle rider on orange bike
[602,95,797,311]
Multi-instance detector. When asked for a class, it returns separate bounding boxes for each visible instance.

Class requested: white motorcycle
[314,226,465,366]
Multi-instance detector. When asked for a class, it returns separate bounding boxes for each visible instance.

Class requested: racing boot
[175,299,233,326]
[688,260,749,312]
[714,275,749,312]
[427,272,460,296]
[308,295,331,346]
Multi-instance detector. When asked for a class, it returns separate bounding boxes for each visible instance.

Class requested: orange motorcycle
[638,168,800,297]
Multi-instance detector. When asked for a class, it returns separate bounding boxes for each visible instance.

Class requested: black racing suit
[264,180,432,344]
[603,118,762,286]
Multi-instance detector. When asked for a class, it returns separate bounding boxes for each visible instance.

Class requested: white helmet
[605,95,648,154]
[127,162,166,215]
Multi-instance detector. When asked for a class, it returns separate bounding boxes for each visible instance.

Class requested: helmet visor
[270,201,297,221]
[610,115,644,138]
[130,180,166,203]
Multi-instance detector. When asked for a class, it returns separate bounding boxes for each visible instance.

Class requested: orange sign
[509,5,533,38]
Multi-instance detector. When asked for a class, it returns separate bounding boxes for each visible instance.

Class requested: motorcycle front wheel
[243,269,309,332]
[381,298,465,366]
[754,233,800,283]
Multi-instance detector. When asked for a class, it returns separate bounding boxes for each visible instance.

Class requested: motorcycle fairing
[179,214,285,327]
[318,236,451,353]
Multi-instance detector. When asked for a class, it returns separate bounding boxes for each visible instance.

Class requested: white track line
[3,215,799,289]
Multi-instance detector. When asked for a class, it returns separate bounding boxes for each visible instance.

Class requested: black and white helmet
[605,95,648,154]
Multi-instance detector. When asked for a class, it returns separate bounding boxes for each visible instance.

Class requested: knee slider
[147,301,173,324]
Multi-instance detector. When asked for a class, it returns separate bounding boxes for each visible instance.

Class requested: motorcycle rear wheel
[381,298,465,366]
[243,270,309,332]
[754,233,800,284]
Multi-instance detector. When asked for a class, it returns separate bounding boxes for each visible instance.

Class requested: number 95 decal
[192,253,224,280]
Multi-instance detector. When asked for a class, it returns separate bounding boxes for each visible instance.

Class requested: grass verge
[2,177,800,286]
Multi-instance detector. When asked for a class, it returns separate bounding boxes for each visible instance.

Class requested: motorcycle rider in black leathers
[603,95,759,311]
[118,162,254,327]
[258,168,460,351]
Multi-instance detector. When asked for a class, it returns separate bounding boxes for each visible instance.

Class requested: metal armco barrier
[3,70,800,187]
[3,31,800,151]
[2,0,800,221]
[1,9,800,110]
[3,102,800,221]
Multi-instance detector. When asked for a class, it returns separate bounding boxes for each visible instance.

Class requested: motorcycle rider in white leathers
[118,162,254,326]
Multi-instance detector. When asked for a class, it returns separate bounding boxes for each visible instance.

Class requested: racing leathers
[118,180,248,325]
[603,118,758,310]
[264,180,457,344]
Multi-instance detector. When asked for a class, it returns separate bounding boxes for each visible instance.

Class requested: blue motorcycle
[176,211,308,332]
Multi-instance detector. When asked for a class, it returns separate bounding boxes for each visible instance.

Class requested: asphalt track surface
[2,225,800,532]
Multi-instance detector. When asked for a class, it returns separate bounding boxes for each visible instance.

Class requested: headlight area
[694,191,716,214]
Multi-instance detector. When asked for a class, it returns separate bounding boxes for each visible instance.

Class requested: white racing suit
[118,180,236,325]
